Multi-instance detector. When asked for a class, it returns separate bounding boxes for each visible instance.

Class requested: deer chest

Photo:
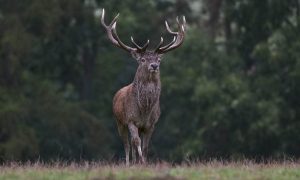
[136,83,160,112]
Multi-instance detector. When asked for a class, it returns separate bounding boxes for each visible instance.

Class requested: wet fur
[113,56,161,165]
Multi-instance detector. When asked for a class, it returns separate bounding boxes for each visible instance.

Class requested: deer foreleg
[128,123,145,164]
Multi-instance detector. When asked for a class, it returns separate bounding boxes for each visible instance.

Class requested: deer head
[101,9,186,74]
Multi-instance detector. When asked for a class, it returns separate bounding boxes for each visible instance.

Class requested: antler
[101,9,149,53]
[155,16,186,54]
[131,37,150,53]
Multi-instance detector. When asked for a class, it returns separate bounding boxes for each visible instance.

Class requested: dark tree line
[0,0,299,162]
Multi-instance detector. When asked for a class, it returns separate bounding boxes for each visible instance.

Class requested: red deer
[101,9,186,165]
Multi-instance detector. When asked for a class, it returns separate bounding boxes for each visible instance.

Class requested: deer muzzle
[149,63,159,72]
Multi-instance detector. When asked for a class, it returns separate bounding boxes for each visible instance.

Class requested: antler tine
[100,9,107,27]
[182,15,186,27]
[111,23,136,52]
[156,16,186,54]
[176,16,186,31]
[101,9,136,52]
[131,36,142,49]
[141,39,150,51]
[157,36,176,52]
[101,9,120,28]
[109,13,120,26]
[176,16,180,27]
[131,37,150,52]
[101,9,118,45]
[165,21,177,35]
[154,37,164,51]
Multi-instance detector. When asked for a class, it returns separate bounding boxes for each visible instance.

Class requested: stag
[101,9,186,165]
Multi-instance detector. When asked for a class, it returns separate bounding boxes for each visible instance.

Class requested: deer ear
[131,51,141,60]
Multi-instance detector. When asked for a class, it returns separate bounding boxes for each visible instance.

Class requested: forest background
[0,0,299,162]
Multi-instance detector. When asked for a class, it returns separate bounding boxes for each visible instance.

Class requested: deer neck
[133,68,161,112]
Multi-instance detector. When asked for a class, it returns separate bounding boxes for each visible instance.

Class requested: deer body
[113,70,161,129]
[101,9,186,165]
[113,53,161,164]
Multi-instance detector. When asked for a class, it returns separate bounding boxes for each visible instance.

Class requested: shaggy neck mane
[133,67,161,113]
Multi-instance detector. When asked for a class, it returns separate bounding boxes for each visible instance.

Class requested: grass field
[1,161,300,180]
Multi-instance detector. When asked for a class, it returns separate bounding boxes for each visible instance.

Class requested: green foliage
[0,0,299,161]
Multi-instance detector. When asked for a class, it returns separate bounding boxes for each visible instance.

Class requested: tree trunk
[80,44,95,101]
[205,0,223,39]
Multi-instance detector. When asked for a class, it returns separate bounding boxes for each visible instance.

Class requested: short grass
[1,160,300,180]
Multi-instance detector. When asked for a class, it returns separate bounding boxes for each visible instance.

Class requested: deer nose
[151,63,158,70]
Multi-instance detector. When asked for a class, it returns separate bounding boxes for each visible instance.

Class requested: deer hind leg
[142,127,154,162]
[128,123,145,164]
[117,122,130,166]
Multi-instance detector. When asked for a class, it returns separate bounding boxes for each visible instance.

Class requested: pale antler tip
[112,22,117,28]
[101,9,106,26]
[176,16,180,23]
[165,21,169,27]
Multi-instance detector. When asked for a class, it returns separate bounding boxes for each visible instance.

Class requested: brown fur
[113,51,162,165]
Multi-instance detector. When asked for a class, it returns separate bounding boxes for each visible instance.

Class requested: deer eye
[158,59,161,63]
[141,58,146,63]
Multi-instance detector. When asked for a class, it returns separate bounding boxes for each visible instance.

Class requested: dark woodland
[0,0,299,162]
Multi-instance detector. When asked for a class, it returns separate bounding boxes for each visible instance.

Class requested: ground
[1,161,300,180]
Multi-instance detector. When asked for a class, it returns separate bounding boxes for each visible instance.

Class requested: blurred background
[0,0,299,162]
